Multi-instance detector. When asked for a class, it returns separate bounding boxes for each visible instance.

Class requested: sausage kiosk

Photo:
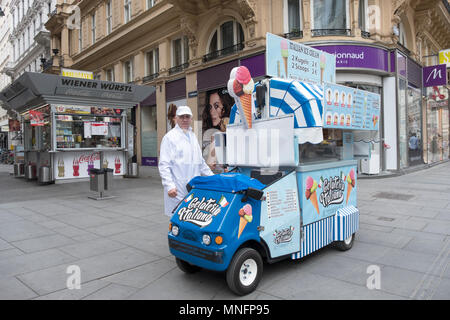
[0,72,154,183]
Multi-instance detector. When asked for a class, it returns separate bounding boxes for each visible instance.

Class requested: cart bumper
[169,238,228,272]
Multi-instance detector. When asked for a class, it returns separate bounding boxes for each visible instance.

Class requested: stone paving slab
[0,162,449,300]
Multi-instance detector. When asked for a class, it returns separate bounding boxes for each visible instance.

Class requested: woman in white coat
[158,106,214,217]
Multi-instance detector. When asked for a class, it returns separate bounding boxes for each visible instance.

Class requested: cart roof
[188,173,266,193]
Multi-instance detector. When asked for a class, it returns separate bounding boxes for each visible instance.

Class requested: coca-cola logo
[78,153,100,163]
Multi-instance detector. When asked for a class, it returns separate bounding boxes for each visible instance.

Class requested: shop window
[204,20,244,62]
[55,110,123,150]
[311,0,350,36]
[284,0,303,39]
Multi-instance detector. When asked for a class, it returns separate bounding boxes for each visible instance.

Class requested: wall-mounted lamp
[52,48,59,56]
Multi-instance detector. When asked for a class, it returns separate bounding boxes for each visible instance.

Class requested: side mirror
[241,187,264,202]
[186,184,192,192]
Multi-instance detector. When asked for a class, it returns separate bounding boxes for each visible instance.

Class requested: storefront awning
[0,72,155,113]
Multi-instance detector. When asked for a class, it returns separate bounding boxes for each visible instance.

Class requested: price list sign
[266,32,336,84]
[323,82,380,131]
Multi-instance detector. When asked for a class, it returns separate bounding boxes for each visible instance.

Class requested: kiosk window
[299,129,343,164]
[56,114,122,149]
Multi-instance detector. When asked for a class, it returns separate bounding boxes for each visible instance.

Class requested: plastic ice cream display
[238,204,253,239]
[320,54,326,83]
[228,66,255,129]
[305,176,320,215]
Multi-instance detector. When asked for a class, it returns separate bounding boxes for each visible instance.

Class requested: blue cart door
[259,170,301,258]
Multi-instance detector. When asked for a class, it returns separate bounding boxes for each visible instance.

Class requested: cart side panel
[260,170,301,259]
[297,164,357,226]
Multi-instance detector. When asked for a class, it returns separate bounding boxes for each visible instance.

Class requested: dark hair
[167,103,177,129]
[202,89,233,132]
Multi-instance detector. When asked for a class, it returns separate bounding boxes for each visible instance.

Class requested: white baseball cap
[176,106,193,117]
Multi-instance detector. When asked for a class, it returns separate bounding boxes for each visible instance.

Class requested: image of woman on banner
[167,103,177,130]
[201,88,233,171]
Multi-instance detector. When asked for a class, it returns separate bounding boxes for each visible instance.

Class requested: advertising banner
[266,33,336,84]
[323,83,380,131]
[439,49,450,68]
[30,110,44,126]
[54,151,125,179]
[300,165,357,226]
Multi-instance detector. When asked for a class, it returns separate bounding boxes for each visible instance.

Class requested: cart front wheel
[226,248,263,296]
[176,258,201,273]
[335,233,355,251]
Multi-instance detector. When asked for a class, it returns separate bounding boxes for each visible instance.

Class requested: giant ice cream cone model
[238,204,253,239]
[346,169,356,204]
[227,66,254,129]
[280,39,289,78]
[305,176,320,215]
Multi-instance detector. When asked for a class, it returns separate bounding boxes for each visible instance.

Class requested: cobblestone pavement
[0,163,448,300]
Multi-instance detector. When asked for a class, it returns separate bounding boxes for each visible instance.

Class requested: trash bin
[89,168,105,192]
[26,164,37,181]
[127,162,139,178]
[14,163,24,177]
[38,166,52,185]
[104,168,114,190]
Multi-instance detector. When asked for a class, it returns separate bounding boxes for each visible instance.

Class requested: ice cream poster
[301,166,356,226]
[265,32,336,84]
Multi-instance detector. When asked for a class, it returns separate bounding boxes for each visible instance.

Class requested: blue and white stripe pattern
[333,205,359,241]
[269,78,324,129]
[291,206,359,260]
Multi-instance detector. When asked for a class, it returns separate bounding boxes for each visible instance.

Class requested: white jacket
[158,124,213,216]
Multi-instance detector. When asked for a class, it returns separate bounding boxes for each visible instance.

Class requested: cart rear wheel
[226,248,263,296]
[176,258,201,273]
[335,233,355,251]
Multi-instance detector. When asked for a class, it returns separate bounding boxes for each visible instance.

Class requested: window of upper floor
[124,59,134,83]
[172,36,189,68]
[106,0,112,35]
[204,19,244,62]
[147,0,155,9]
[124,0,132,23]
[106,68,115,81]
[358,0,368,33]
[284,0,303,39]
[146,47,159,76]
[91,13,96,44]
[311,0,350,36]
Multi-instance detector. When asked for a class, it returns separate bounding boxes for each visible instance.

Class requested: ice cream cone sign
[346,169,356,204]
[305,176,320,215]
[281,39,289,78]
[227,66,255,129]
[238,204,253,239]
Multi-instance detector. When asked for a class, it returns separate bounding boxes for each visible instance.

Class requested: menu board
[266,32,336,84]
[323,83,380,131]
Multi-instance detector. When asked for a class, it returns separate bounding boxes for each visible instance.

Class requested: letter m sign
[423,64,447,88]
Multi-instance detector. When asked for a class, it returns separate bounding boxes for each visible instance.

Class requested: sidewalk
[0,162,449,300]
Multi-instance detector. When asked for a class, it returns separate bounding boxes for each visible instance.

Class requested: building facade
[45,0,450,173]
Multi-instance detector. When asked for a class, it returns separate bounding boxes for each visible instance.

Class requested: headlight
[172,225,179,236]
[202,234,211,245]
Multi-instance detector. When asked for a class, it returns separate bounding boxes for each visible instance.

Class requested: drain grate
[374,192,414,201]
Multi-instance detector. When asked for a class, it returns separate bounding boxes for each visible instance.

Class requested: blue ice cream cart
[168,42,380,295]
